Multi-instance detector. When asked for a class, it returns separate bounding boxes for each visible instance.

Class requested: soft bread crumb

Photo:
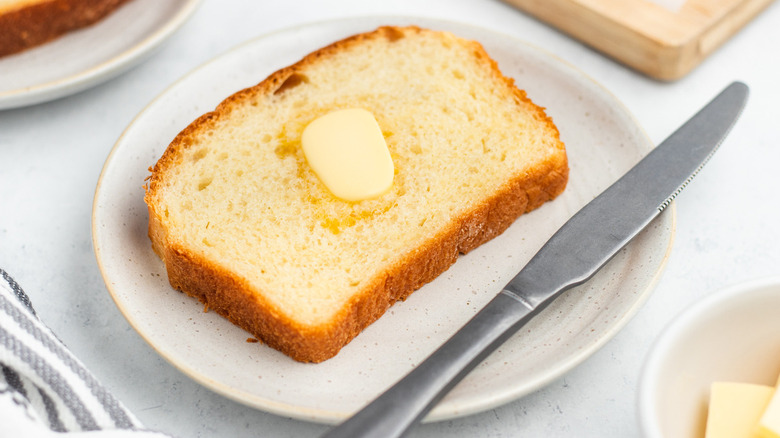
[145,26,568,362]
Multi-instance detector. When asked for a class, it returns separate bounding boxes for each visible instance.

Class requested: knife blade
[322,81,749,438]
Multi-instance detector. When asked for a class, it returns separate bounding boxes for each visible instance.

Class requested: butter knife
[322,81,749,438]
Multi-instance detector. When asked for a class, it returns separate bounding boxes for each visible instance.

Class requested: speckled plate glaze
[0,0,201,110]
[92,17,675,424]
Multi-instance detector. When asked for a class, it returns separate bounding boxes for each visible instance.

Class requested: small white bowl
[639,277,780,438]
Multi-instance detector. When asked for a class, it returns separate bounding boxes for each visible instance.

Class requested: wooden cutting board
[503,0,775,80]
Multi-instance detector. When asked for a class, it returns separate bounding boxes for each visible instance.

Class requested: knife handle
[321,291,536,438]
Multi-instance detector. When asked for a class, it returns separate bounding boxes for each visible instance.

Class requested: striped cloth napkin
[0,268,171,437]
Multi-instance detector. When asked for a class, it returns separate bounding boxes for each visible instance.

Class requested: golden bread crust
[0,0,132,57]
[145,26,569,363]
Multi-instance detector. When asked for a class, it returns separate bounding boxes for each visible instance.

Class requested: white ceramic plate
[93,17,675,424]
[0,0,201,110]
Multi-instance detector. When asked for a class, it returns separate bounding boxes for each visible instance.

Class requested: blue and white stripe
[0,268,171,437]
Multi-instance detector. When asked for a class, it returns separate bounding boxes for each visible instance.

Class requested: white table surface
[2,1,779,437]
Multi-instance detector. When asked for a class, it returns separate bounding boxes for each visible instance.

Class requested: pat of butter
[705,382,774,438]
[301,108,393,202]
[757,381,780,438]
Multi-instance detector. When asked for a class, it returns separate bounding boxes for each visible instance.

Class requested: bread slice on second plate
[144,25,569,363]
[0,0,132,57]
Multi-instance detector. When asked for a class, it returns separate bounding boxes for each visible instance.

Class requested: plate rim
[0,0,203,110]
[92,15,676,423]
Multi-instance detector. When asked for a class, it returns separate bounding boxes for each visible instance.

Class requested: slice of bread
[0,0,132,58]
[144,26,569,363]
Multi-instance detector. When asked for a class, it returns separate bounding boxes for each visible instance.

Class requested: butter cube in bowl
[639,278,780,438]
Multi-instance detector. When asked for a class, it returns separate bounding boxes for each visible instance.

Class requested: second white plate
[93,17,674,424]
[0,0,201,110]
